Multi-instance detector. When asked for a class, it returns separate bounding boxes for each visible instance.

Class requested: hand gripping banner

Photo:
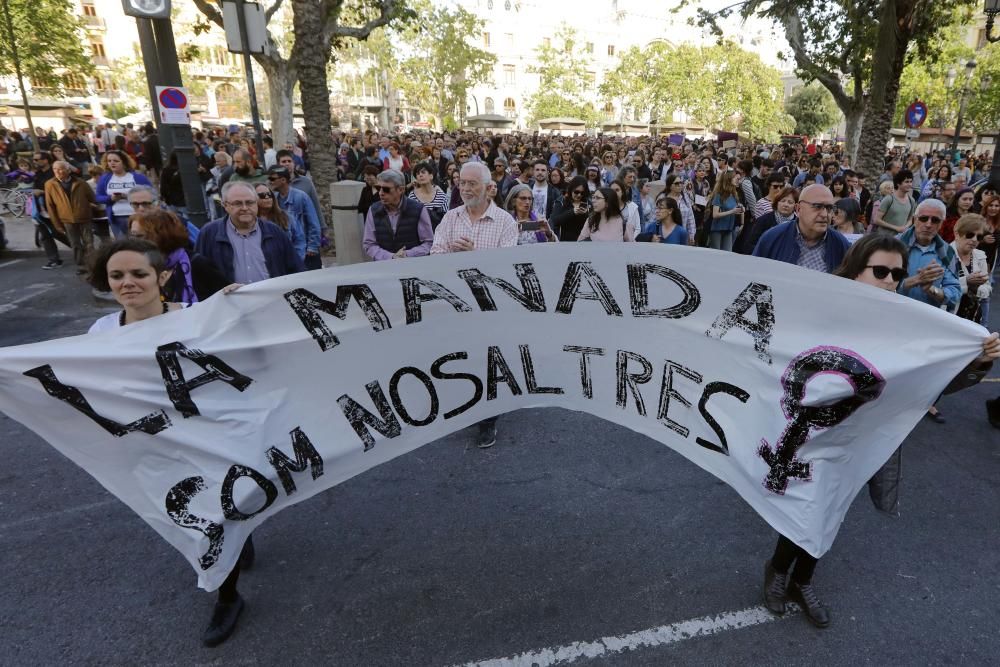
[0,244,984,590]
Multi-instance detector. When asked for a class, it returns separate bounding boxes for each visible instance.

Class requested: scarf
[166,248,198,304]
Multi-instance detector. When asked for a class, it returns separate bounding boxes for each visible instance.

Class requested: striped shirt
[408,186,449,211]
[431,201,518,253]
[754,197,773,219]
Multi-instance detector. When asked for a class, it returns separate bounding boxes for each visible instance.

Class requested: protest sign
[0,244,983,590]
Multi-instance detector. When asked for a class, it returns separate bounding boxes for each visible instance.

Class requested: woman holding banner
[87,238,252,646]
[763,234,1000,629]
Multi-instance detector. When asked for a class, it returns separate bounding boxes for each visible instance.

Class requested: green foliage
[103,101,139,120]
[785,83,840,136]
[600,40,792,141]
[0,0,92,90]
[390,0,495,128]
[526,24,602,127]
[965,42,1000,135]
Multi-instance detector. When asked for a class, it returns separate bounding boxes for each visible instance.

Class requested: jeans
[304,253,322,270]
[709,230,734,252]
[64,222,93,267]
[110,215,130,240]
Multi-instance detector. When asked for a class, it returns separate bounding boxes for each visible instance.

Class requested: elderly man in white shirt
[430,162,518,449]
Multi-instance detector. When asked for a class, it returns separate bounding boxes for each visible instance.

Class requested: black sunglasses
[866,265,907,282]
[378,185,397,193]
[257,192,273,199]
[916,215,943,224]
[963,232,985,241]
[572,189,586,196]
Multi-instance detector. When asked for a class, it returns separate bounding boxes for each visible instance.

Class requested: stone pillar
[331,180,368,266]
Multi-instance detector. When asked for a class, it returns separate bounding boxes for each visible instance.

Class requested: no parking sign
[155,86,191,125]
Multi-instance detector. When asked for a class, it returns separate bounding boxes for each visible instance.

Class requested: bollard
[331,181,368,266]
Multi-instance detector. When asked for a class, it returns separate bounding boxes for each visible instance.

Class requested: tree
[600,41,793,141]
[526,25,603,127]
[391,1,495,130]
[0,0,92,148]
[683,0,978,186]
[785,83,841,136]
[963,42,1000,136]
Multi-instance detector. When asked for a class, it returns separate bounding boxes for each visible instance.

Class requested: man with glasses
[431,162,517,449]
[896,199,960,308]
[194,181,303,284]
[267,165,323,269]
[753,183,850,273]
[362,168,433,261]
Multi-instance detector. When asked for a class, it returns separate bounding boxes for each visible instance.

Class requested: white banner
[0,244,984,590]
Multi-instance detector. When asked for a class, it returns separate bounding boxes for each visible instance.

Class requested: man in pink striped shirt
[430,162,517,448]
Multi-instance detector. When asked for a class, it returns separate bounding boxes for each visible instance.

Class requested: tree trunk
[261,59,296,147]
[843,106,863,165]
[855,0,910,190]
[291,0,337,243]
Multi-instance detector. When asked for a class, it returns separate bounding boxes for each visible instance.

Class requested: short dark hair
[88,239,166,293]
[275,149,294,161]
[893,168,914,188]
[833,234,908,281]
[532,159,548,169]
[411,161,434,177]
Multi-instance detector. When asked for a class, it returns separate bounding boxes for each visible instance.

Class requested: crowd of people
[4,121,999,645]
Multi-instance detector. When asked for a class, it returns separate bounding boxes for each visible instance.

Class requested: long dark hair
[656,193,682,227]
[588,187,622,232]
[833,234,908,280]
[829,176,848,197]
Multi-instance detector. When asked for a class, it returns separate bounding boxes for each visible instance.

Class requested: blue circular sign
[905,101,927,129]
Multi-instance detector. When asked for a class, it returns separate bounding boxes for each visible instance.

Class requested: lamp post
[986,0,1000,43]
[951,60,976,157]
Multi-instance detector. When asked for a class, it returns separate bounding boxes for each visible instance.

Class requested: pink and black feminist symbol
[758,347,885,494]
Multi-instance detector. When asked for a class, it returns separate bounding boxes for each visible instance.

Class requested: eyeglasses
[592,195,605,201]
[258,192,273,199]
[866,265,907,282]
[377,185,398,193]
[963,232,985,241]
[225,200,257,209]
[655,203,673,210]
[131,200,156,209]
[515,195,533,201]
[800,201,835,213]
[916,215,943,224]
[770,183,783,190]
[572,189,585,196]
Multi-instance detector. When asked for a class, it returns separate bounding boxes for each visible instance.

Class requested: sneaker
[477,419,497,449]
[42,260,63,270]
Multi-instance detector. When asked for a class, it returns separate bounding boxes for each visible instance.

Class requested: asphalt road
[1,244,998,666]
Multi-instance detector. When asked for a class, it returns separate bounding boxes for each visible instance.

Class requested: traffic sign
[905,100,928,129]
[155,86,190,125]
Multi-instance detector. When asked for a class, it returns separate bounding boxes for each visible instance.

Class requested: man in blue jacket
[194,181,304,284]
[753,184,849,273]
[267,165,323,270]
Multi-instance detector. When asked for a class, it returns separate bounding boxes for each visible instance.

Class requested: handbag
[956,293,982,322]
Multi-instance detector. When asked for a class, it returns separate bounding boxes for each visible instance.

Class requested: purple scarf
[166,248,198,304]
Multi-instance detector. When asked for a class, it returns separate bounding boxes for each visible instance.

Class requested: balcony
[83,15,105,30]
[93,55,109,67]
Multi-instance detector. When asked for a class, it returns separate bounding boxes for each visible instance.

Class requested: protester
[255,182,305,258]
[363,168,433,260]
[941,187,975,244]
[128,209,228,302]
[96,150,153,240]
[949,214,992,325]
[267,165,322,269]
[664,174,697,244]
[578,187,634,242]
[637,192,687,244]
[504,183,557,244]
[44,160,97,273]
[832,198,864,239]
[753,183,849,272]
[709,171,744,251]
[430,162,517,449]
[194,181,303,283]
[529,160,562,220]
[870,169,916,235]
[356,165,381,219]
[407,162,449,230]
[762,234,1000,629]
[549,176,590,241]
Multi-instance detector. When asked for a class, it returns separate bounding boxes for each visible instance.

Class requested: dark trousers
[304,253,322,270]
[64,222,93,267]
[218,561,241,603]
[771,534,818,585]
[36,219,60,262]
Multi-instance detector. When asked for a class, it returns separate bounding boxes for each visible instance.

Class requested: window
[483,32,491,47]
[484,97,495,114]
[503,64,515,85]
[82,4,97,16]
[91,42,106,57]
[504,97,516,118]
[585,42,594,54]
[603,102,614,115]
[607,44,615,56]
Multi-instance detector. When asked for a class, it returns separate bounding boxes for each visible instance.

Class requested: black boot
[987,398,1000,429]
[202,594,244,647]
[763,560,789,614]
[789,581,830,628]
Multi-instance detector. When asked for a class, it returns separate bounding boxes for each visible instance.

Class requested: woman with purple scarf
[128,209,229,303]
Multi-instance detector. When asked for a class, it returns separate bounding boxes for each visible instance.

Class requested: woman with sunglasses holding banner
[949,214,992,326]
[763,234,1000,629]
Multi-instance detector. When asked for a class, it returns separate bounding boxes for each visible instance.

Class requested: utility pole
[233,0,266,160]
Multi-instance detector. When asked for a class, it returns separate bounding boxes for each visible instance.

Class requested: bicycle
[0,185,30,217]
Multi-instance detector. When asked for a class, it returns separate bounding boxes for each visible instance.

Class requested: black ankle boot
[763,560,789,614]
[789,581,830,628]
[202,594,244,647]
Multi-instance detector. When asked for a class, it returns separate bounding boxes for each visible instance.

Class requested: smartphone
[520,221,541,232]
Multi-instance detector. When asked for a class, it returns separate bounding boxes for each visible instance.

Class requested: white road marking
[458,605,795,667]
[0,282,56,314]
[984,378,999,383]
[0,259,24,269]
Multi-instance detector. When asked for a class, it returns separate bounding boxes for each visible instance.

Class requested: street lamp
[986,0,1000,43]
[950,59,976,157]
